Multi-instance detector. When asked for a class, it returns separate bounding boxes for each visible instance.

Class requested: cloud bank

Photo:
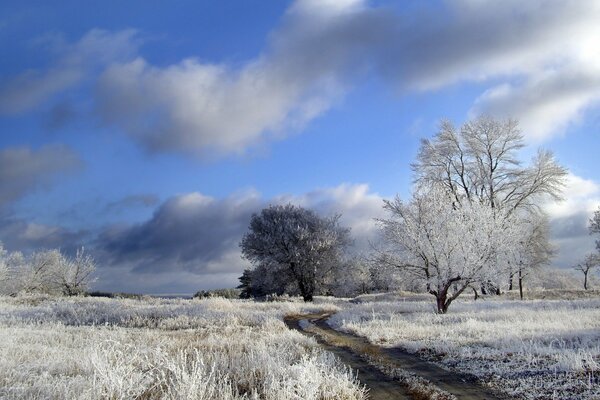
[4,0,599,156]
[94,184,384,293]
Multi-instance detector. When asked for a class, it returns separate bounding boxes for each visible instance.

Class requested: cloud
[544,173,600,267]
[104,194,159,214]
[4,1,600,153]
[471,67,600,141]
[94,184,385,293]
[91,0,600,154]
[0,144,83,207]
[0,29,138,114]
[0,217,87,255]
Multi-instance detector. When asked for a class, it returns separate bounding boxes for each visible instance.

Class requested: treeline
[237,117,575,312]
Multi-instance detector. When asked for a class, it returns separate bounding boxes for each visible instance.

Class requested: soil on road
[284,312,504,400]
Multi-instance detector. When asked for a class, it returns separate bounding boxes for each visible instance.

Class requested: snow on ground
[0,295,365,400]
[329,292,600,400]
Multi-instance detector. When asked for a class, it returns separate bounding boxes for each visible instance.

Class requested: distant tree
[330,257,373,297]
[507,213,555,299]
[0,244,9,291]
[378,188,517,313]
[574,253,600,290]
[49,248,96,296]
[4,247,95,296]
[240,204,350,302]
[237,269,255,299]
[17,249,61,294]
[591,207,600,251]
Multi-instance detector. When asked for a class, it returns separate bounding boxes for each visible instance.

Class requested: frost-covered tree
[412,117,567,214]
[507,213,555,299]
[0,244,9,291]
[591,207,600,251]
[17,249,61,294]
[240,204,350,301]
[330,257,373,297]
[48,248,96,296]
[378,188,517,313]
[3,247,95,296]
[410,117,566,292]
[574,253,600,290]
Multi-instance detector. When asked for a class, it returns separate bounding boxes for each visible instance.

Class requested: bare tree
[4,247,96,296]
[240,204,350,301]
[411,117,566,292]
[18,250,61,294]
[507,213,555,299]
[412,117,567,214]
[0,244,9,291]
[49,248,96,296]
[378,188,517,313]
[573,253,600,290]
[591,207,600,251]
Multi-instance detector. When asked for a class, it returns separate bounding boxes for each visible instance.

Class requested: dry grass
[0,295,366,400]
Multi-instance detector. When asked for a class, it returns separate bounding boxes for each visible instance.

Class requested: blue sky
[1,0,599,294]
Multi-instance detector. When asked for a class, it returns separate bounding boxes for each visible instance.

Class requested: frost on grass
[0,295,365,400]
[329,297,600,399]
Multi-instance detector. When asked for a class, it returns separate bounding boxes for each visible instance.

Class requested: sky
[1,0,599,294]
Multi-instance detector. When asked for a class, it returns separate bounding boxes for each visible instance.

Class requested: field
[1,292,599,399]
[0,295,364,400]
[330,291,600,399]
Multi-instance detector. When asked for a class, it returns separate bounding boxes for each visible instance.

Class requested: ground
[1,290,599,399]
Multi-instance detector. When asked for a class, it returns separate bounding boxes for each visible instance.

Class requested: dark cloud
[0,144,83,207]
[93,185,384,292]
[550,211,591,240]
[0,217,87,255]
[97,192,262,275]
[104,194,160,214]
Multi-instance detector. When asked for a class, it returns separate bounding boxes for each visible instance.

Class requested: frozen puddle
[284,312,504,400]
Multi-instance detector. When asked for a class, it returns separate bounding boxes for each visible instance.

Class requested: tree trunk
[436,295,449,314]
[472,287,479,300]
[508,273,513,291]
[302,292,314,302]
[518,268,524,300]
[584,271,588,290]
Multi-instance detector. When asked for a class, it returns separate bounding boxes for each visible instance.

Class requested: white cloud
[544,173,600,219]
[5,0,600,152]
[544,173,600,267]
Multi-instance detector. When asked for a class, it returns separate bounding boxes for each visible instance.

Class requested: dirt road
[284,313,504,400]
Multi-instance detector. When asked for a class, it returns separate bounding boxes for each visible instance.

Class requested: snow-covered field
[329,293,600,399]
[0,295,365,400]
[3,292,599,400]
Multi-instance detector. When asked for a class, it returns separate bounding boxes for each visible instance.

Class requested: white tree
[4,247,96,296]
[240,204,350,301]
[410,117,566,292]
[412,117,567,214]
[378,188,517,313]
[506,212,555,299]
[330,257,373,297]
[573,253,600,290]
[591,207,600,251]
[0,244,9,292]
[48,248,96,296]
[18,249,61,294]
